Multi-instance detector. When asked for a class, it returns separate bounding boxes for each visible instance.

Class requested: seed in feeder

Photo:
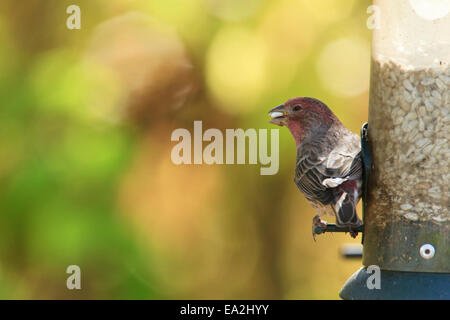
[390,71,397,82]
[424,100,434,112]
[423,130,433,138]
[417,106,426,117]
[439,75,450,84]
[397,108,405,117]
[404,213,419,221]
[407,130,418,143]
[419,119,425,132]
[432,109,440,118]
[403,90,413,102]
[435,78,446,90]
[412,98,422,109]
[423,144,434,154]
[401,203,413,210]
[429,192,441,199]
[432,146,441,155]
[416,138,430,148]
[414,153,426,162]
[403,79,414,91]
[421,78,434,86]
[432,216,446,222]
[405,145,415,157]
[385,78,394,87]
[432,90,442,100]
[405,112,417,121]
[430,97,442,108]
[387,97,397,106]
[429,186,440,193]
[401,121,410,132]
[407,120,418,131]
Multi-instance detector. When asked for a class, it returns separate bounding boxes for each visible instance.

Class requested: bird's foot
[312,215,328,241]
[347,226,358,238]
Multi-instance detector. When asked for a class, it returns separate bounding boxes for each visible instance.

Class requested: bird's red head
[268,97,339,145]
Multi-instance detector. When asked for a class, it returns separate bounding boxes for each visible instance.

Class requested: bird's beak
[268,104,288,126]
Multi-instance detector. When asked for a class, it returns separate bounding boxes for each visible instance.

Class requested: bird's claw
[348,226,359,238]
[312,215,328,241]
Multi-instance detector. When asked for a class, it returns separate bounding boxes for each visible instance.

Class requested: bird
[268,97,363,239]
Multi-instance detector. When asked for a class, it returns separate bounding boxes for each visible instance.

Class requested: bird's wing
[294,134,361,205]
[323,135,362,185]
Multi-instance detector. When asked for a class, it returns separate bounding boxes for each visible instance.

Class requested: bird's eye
[293,105,302,111]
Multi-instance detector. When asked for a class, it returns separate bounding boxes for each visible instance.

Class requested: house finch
[269,97,362,239]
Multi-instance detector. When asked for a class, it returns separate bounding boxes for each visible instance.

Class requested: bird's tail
[333,192,361,227]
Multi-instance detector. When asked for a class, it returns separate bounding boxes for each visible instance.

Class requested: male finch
[269,97,362,239]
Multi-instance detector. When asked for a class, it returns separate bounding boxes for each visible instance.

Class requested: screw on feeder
[419,244,435,260]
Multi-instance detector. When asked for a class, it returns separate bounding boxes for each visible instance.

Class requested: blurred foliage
[0,0,370,299]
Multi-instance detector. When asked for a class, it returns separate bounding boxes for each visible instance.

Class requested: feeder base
[340,267,450,300]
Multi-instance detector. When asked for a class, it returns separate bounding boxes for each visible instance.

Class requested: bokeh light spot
[207,0,263,21]
[409,0,450,20]
[316,37,370,97]
[206,26,268,114]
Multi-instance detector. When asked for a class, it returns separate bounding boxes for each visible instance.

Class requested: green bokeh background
[0,0,371,299]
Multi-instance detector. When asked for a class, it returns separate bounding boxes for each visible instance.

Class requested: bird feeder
[340,0,450,299]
